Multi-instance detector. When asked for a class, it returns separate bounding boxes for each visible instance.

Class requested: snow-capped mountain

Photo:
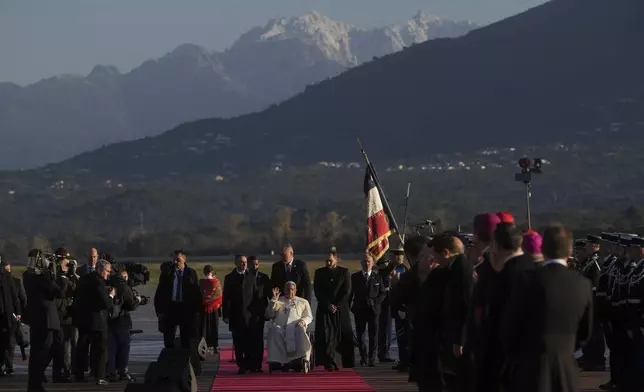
[0,11,477,169]
[232,10,477,66]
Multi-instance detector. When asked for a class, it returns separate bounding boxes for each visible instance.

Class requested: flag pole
[358,138,404,246]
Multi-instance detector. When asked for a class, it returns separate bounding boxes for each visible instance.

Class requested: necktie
[286,264,291,275]
[177,270,183,302]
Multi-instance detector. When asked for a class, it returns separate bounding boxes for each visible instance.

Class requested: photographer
[53,253,79,382]
[106,267,140,382]
[22,249,67,391]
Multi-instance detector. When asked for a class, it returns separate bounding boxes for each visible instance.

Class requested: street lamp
[514,157,543,230]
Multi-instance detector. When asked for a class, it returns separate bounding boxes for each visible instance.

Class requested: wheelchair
[267,331,315,374]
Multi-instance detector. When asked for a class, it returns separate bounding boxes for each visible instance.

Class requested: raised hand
[272,287,280,300]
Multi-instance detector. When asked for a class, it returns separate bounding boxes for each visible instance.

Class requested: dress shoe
[250,369,263,373]
[360,359,367,367]
[96,379,109,386]
[120,372,135,382]
[599,380,617,390]
[368,360,376,367]
[582,364,606,372]
[379,357,395,363]
[237,368,248,375]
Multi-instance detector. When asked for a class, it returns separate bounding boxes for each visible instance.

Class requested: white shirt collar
[543,258,568,267]
[504,251,524,264]
[363,270,372,277]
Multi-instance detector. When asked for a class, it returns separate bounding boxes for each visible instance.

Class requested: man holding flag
[364,164,395,260]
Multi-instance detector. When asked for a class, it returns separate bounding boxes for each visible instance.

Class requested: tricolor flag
[364,165,394,261]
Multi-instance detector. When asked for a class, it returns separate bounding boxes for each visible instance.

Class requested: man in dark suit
[501,224,593,392]
[390,235,429,376]
[437,234,473,391]
[472,222,536,392]
[76,248,99,277]
[154,250,202,349]
[222,255,268,374]
[349,253,386,367]
[246,255,270,372]
[0,259,22,376]
[22,253,67,391]
[270,244,311,303]
[73,260,114,385]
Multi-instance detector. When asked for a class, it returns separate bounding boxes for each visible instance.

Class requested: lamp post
[514,157,543,230]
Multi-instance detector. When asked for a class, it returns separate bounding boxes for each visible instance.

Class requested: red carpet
[211,346,374,391]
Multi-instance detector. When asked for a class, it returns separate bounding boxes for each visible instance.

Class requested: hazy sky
[1,0,545,85]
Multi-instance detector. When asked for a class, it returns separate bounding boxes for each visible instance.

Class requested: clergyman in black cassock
[313,252,354,370]
[349,254,386,367]
[501,225,593,392]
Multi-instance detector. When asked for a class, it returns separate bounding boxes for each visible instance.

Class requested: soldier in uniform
[623,237,644,391]
[604,235,633,391]
[595,233,619,390]
[578,235,605,370]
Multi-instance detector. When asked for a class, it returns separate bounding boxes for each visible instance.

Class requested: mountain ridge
[0,11,476,170]
[34,0,644,181]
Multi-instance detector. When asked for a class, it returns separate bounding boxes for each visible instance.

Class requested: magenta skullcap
[523,231,543,255]
[473,213,502,242]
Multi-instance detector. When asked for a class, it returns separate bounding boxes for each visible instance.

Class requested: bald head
[432,234,465,263]
[89,248,98,266]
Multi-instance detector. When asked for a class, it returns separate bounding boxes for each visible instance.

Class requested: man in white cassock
[265,281,313,371]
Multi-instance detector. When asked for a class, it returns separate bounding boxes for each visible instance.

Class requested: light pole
[514,157,543,230]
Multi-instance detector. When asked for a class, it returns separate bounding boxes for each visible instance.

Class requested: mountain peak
[87,65,120,81]
[412,10,442,24]
[170,43,210,58]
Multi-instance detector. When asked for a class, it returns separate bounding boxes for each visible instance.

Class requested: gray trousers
[59,324,78,376]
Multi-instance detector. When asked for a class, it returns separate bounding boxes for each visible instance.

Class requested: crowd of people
[0,247,151,392]
[1,211,643,392]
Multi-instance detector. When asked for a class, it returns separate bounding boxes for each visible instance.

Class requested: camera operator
[73,259,114,386]
[106,267,140,382]
[52,253,79,382]
[22,249,67,391]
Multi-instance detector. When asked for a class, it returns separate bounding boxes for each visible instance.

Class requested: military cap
[619,236,633,246]
[574,239,587,248]
[630,237,644,247]
[601,233,618,243]
[391,245,405,254]
[586,235,601,244]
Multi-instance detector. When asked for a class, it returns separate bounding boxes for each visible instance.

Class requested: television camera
[411,219,437,235]
[27,248,78,278]
[101,254,151,306]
